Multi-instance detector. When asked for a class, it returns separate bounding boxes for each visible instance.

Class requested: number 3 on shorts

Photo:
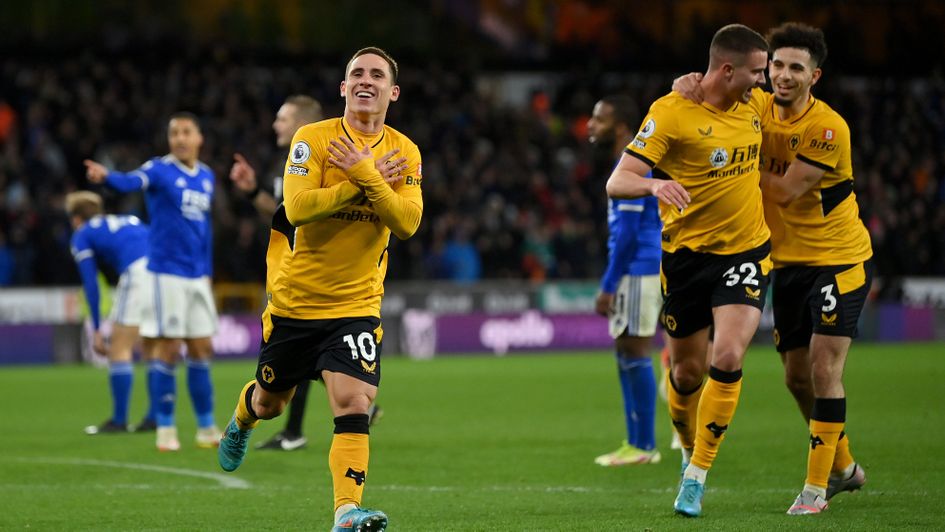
[820,284,837,312]
[343,332,377,362]
[723,262,759,287]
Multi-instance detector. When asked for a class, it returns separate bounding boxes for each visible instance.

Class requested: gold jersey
[759,93,872,267]
[626,88,770,255]
[265,117,423,321]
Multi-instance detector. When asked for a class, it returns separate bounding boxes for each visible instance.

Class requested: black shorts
[772,260,874,352]
[660,241,772,338]
[255,314,382,392]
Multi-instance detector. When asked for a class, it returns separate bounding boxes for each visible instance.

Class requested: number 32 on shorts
[723,260,767,302]
[723,262,759,287]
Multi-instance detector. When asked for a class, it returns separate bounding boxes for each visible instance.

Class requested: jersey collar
[772,94,817,125]
[340,117,386,149]
[164,154,202,177]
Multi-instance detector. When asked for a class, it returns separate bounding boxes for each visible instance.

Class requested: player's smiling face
[167,118,203,165]
[731,49,769,104]
[770,47,821,108]
[341,53,400,117]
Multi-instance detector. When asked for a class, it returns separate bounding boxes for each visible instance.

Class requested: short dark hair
[710,24,769,66]
[766,22,828,67]
[600,94,638,130]
[347,46,399,83]
[169,111,201,131]
[284,95,323,123]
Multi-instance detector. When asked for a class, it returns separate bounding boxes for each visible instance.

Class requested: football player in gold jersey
[762,22,872,516]
[218,47,422,532]
[673,22,873,515]
[606,24,770,517]
[229,96,390,453]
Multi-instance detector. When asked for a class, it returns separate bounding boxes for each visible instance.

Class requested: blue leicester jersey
[105,155,214,278]
[70,214,149,329]
[600,174,662,293]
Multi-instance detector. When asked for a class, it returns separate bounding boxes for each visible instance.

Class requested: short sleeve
[796,114,848,171]
[624,97,678,168]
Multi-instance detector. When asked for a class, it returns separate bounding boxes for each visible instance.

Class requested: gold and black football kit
[257,117,423,388]
[626,89,772,338]
[760,93,874,350]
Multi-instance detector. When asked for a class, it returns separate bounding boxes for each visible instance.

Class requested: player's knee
[710,343,744,372]
[671,363,703,391]
[784,370,812,398]
[185,338,214,360]
[810,358,843,389]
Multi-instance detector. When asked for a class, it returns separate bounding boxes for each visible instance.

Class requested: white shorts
[110,257,149,327]
[140,272,218,339]
[608,274,662,339]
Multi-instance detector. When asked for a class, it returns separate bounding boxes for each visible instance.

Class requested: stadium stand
[1,4,943,292]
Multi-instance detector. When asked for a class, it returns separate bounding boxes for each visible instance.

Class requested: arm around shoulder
[763,160,825,207]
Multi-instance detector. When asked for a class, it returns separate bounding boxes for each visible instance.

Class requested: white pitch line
[6,462,913,498]
[371,484,905,497]
[21,458,250,489]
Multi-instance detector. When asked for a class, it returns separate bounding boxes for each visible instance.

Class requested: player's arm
[606,152,690,210]
[282,132,363,226]
[71,236,102,331]
[252,191,279,218]
[283,178,362,226]
[596,201,642,316]
[760,161,825,207]
[764,117,846,207]
[672,72,705,103]
[230,153,279,218]
[329,138,423,240]
[84,159,152,192]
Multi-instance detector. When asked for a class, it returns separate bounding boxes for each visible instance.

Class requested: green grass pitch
[1,342,942,530]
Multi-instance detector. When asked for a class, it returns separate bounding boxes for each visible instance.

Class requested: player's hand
[92,330,107,356]
[229,153,258,193]
[651,180,690,211]
[672,72,705,103]
[327,137,373,178]
[84,160,108,184]
[375,148,408,186]
[595,292,614,317]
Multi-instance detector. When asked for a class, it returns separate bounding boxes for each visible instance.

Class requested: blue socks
[108,361,133,426]
[627,357,657,450]
[616,354,638,446]
[617,354,657,450]
[145,359,215,429]
[187,359,215,429]
[153,360,177,427]
[145,360,161,422]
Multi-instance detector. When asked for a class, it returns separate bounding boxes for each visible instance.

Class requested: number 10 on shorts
[343,333,377,362]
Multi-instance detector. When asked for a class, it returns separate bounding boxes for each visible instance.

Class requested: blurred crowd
[1,46,943,292]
